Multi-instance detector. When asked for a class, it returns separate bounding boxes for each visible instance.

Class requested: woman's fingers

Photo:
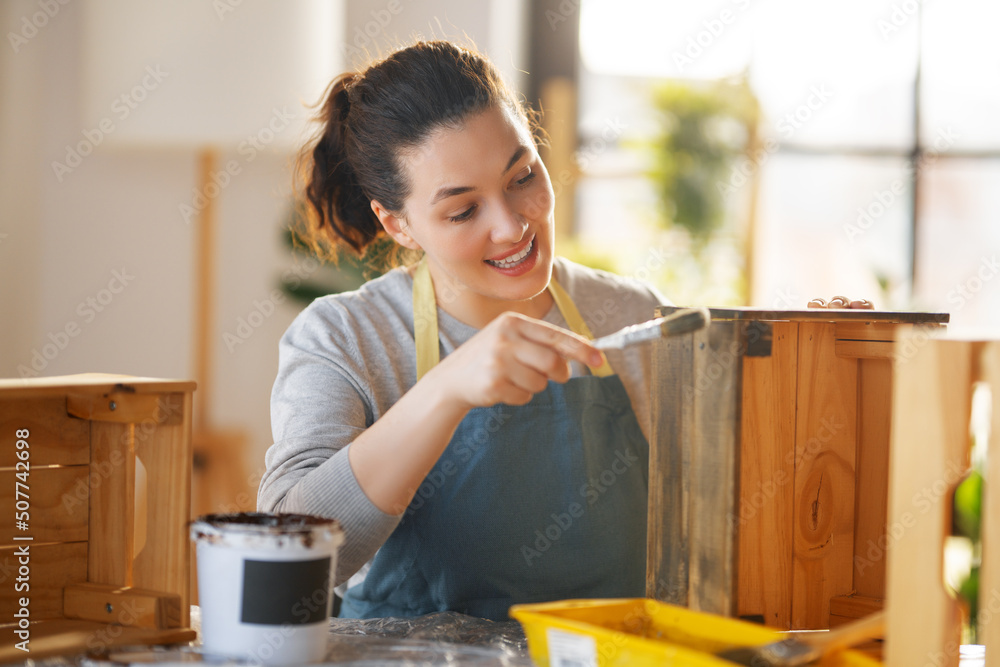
[807,296,876,310]
[513,315,604,368]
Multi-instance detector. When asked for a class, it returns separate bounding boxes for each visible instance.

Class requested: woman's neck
[411,263,555,330]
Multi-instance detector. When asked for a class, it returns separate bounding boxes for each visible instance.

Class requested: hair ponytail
[295,73,382,260]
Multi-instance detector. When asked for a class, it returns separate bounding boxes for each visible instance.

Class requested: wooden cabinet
[646,308,948,630]
[0,374,196,661]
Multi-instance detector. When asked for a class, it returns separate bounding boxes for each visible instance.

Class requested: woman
[257,40,668,621]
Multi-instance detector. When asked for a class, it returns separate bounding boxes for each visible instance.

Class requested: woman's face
[377,106,555,324]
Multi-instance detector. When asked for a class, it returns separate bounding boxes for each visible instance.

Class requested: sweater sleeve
[257,301,403,586]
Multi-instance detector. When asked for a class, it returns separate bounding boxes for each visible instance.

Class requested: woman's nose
[490,200,527,244]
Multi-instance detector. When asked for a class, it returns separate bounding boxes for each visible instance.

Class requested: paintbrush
[591,307,711,350]
[716,610,884,667]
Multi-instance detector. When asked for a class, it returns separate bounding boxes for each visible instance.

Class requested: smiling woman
[257,40,670,621]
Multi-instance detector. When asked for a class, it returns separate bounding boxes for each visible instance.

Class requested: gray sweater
[258,257,669,587]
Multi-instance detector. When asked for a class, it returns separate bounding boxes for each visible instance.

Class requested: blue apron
[340,262,649,620]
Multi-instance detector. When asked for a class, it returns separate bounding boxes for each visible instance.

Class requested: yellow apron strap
[413,260,440,381]
[546,278,613,378]
[413,260,613,380]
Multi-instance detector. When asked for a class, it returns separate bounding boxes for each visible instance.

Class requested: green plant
[646,76,759,247]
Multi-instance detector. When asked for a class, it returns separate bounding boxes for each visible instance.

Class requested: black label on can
[241,557,331,624]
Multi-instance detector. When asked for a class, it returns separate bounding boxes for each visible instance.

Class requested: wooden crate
[0,374,196,660]
[885,335,1000,667]
[646,307,948,630]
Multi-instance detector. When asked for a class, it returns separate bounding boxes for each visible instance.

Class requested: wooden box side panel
[0,543,88,620]
[737,321,797,628]
[852,358,893,599]
[792,322,859,629]
[646,333,692,604]
[885,339,970,667]
[0,398,90,467]
[132,392,192,628]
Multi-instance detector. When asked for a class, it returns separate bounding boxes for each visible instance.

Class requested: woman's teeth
[486,239,533,268]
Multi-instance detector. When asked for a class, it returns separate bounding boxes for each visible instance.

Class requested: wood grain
[835,340,894,359]
[646,323,692,604]
[0,374,196,396]
[853,359,892,599]
[132,391,193,628]
[792,322,858,629]
[0,466,89,546]
[885,337,970,667]
[0,542,88,620]
[830,593,884,625]
[688,319,743,616]
[737,321,797,628]
[0,398,90,467]
[67,392,164,424]
[63,582,182,629]
[88,421,135,586]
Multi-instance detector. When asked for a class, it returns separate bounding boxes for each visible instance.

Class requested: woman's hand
[807,296,875,309]
[425,311,604,410]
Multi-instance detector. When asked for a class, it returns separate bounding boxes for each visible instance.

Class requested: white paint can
[190,513,344,664]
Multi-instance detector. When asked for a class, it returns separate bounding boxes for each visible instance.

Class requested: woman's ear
[371,200,421,250]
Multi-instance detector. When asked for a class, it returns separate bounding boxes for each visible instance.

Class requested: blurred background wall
[2,0,997,515]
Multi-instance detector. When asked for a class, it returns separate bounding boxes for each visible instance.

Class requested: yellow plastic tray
[510,598,882,667]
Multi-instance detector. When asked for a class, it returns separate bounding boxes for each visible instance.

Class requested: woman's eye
[514,170,536,188]
[449,205,476,223]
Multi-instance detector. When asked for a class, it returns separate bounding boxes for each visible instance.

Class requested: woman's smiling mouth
[485,236,534,269]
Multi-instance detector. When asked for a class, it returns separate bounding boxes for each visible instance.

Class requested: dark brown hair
[295,40,536,265]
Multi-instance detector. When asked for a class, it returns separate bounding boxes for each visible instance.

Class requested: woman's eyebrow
[429,146,528,205]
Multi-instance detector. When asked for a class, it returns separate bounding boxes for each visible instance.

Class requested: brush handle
[802,610,885,653]
[592,307,710,350]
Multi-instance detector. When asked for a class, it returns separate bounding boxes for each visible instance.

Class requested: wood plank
[63,583,181,629]
[0,542,88,620]
[979,341,1000,667]
[656,306,948,326]
[0,374,196,396]
[836,321,946,342]
[853,359,893,599]
[0,618,196,662]
[646,325,692,604]
[688,319,743,616]
[88,422,135,586]
[132,391,193,628]
[737,321,797,628]
[792,322,858,629]
[830,594,884,620]
[67,392,164,424]
[0,398,90,467]
[885,337,970,667]
[835,340,894,359]
[0,466,89,545]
